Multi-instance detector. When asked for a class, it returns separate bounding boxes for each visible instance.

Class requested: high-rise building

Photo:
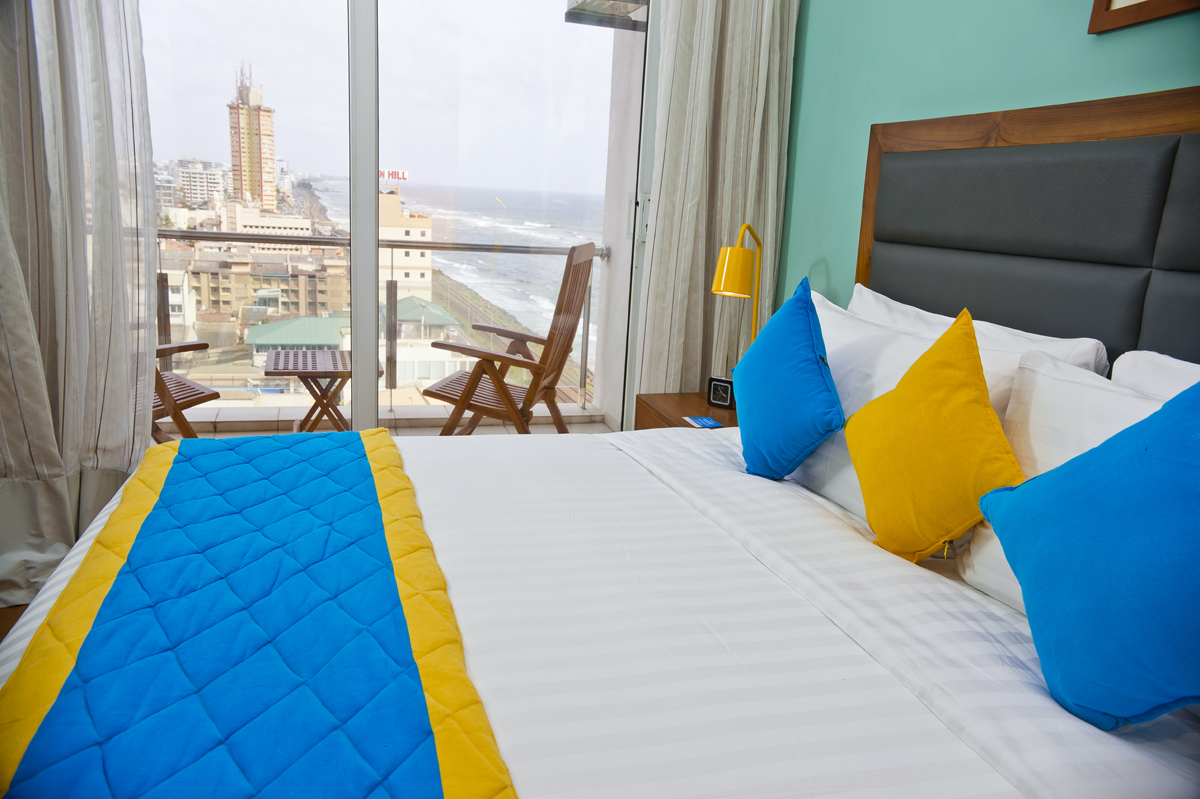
[227,68,276,211]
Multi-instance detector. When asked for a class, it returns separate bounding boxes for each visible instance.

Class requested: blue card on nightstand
[684,416,723,428]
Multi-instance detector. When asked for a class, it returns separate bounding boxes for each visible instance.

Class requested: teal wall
[776,1,1200,308]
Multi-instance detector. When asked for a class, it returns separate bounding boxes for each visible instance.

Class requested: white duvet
[3,428,1198,798]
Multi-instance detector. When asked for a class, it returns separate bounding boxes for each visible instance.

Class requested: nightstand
[634,392,738,430]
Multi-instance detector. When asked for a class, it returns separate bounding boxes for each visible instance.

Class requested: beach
[307,179,604,347]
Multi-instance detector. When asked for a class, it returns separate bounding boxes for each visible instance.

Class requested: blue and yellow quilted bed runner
[0,429,515,799]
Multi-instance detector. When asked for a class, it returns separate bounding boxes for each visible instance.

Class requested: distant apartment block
[161,206,218,230]
[276,158,295,198]
[155,173,175,212]
[173,158,229,206]
[379,191,434,301]
[158,249,350,324]
[228,74,277,211]
[220,200,313,253]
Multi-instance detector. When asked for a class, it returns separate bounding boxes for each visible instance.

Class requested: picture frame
[1088,0,1200,34]
[707,376,736,410]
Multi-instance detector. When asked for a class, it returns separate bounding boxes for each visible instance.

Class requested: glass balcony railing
[155,229,602,416]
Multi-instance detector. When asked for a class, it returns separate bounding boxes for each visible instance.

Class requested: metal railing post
[385,280,397,389]
[579,272,591,407]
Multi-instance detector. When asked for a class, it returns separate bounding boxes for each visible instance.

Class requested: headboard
[855,86,1200,365]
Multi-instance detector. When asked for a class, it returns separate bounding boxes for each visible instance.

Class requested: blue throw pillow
[732,278,844,480]
[980,382,1200,731]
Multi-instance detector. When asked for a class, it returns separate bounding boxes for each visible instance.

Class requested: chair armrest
[471,324,547,347]
[157,341,209,358]
[431,341,544,373]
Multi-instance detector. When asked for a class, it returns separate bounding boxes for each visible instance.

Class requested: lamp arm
[739,223,763,342]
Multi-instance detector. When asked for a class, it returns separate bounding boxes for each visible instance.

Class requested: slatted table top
[264,350,382,378]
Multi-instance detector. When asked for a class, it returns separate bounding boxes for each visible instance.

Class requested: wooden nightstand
[634,392,738,430]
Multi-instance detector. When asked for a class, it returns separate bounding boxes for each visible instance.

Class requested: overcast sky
[140,0,614,194]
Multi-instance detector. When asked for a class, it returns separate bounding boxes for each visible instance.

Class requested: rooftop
[395,296,457,326]
[244,316,346,348]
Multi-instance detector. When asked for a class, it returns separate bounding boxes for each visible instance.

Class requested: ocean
[309,178,605,351]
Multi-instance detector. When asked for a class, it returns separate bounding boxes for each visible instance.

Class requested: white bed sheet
[396,432,1018,799]
[3,429,1197,799]
[607,428,1200,799]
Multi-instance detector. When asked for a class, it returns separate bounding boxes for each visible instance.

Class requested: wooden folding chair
[423,242,594,435]
[152,341,220,443]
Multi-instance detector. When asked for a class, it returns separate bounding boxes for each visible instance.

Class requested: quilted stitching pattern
[9,433,446,798]
[0,442,179,795]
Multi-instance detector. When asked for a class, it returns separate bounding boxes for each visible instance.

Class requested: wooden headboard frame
[854,86,1200,286]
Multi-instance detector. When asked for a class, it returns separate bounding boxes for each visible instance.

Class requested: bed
[1,87,1198,798]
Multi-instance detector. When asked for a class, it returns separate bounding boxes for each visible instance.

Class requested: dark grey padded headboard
[867,133,1200,366]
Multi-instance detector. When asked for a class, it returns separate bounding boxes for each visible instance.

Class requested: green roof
[394,296,457,326]
[245,317,346,347]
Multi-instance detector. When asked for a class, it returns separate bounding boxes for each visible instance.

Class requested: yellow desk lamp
[706,222,762,409]
[712,222,763,341]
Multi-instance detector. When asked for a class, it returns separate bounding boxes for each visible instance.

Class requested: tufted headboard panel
[855,87,1200,366]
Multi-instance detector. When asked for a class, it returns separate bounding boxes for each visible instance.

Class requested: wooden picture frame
[1088,0,1200,34]
[854,85,1200,286]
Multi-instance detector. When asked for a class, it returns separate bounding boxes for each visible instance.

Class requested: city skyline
[140,0,614,196]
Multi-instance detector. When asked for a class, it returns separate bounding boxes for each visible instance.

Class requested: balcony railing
[156,228,610,260]
[155,228,601,406]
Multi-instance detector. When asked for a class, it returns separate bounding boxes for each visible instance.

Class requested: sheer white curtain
[635,0,800,393]
[0,0,155,605]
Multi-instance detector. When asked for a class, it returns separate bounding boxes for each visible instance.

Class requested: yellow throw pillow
[844,310,1024,562]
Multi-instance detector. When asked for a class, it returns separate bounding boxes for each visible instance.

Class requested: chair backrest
[525,242,594,407]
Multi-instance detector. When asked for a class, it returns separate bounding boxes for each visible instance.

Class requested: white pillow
[792,293,1021,521]
[1110,350,1200,401]
[848,284,1110,376]
[956,351,1165,613]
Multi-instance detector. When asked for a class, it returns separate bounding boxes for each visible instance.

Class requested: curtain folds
[0,0,155,606]
[635,0,800,393]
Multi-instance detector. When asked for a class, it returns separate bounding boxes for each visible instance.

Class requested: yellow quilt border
[0,440,179,793]
[361,428,517,799]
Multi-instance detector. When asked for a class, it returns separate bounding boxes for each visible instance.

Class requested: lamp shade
[712,246,756,298]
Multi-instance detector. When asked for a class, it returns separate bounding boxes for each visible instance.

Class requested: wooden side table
[265,349,383,433]
[634,392,738,431]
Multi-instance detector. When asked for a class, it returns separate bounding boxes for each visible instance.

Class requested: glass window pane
[144,0,353,427]
[378,1,611,415]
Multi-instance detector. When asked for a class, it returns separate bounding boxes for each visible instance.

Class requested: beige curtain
[0,0,156,606]
[635,0,800,393]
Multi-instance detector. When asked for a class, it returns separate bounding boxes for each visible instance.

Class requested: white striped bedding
[608,428,1200,799]
[3,429,1197,798]
[396,432,1018,799]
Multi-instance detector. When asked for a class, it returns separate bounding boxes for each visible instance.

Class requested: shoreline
[294,180,347,236]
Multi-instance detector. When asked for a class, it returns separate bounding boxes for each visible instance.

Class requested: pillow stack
[958,351,1167,613]
[727,284,1198,731]
[843,311,1023,561]
[792,294,1029,522]
[848,284,1110,375]
[737,289,1028,562]
[981,381,1200,731]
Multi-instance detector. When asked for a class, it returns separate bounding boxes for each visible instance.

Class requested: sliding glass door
[142,0,357,430]
[143,0,646,432]
[375,1,615,421]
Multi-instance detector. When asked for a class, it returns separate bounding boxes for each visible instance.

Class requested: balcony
[156,228,611,436]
